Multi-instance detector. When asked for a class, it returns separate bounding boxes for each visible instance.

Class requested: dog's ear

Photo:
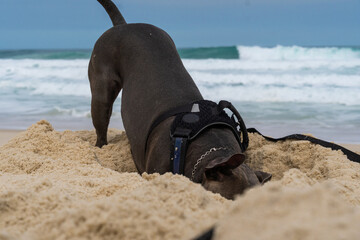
[254,170,272,184]
[205,154,245,170]
[204,154,245,181]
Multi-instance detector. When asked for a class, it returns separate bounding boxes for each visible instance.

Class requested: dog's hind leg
[89,64,121,148]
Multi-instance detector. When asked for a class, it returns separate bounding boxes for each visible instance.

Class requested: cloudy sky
[0,0,359,49]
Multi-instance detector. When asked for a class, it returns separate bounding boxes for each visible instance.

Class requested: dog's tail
[97,0,126,26]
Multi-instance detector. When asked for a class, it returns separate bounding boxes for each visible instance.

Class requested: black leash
[192,228,214,240]
[247,128,360,163]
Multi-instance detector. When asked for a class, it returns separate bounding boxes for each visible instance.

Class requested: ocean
[0,45,359,143]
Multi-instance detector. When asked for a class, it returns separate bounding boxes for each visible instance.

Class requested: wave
[190,71,360,105]
[178,46,239,59]
[177,45,360,60]
[0,50,359,143]
[179,45,360,60]
[46,107,91,118]
[0,59,90,97]
[1,46,360,60]
[1,57,360,105]
[0,49,92,60]
[237,45,360,61]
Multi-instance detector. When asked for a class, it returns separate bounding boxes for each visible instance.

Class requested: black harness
[146,100,249,175]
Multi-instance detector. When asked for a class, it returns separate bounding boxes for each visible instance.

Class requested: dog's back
[90,2,202,169]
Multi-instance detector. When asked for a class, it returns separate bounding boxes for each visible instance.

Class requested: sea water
[0,46,359,143]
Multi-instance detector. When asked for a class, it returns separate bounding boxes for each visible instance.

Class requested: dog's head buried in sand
[89,0,272,199]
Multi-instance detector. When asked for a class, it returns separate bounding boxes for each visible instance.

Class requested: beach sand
[0,120,359,240]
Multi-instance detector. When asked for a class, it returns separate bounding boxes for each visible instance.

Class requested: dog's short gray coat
[89,0,271,199]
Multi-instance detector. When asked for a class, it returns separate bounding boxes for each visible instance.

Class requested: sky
[0,0,359,49]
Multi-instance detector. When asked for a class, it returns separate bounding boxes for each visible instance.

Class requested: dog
[89,0,271,199]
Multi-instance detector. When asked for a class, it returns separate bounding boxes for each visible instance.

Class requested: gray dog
[89,0,271,199]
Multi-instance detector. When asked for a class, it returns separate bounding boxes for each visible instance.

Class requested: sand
[0,120,359,240]
[214,133,360,240]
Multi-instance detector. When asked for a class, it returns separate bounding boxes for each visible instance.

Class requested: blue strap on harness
[171,127,191,174]
[172,138,183,174]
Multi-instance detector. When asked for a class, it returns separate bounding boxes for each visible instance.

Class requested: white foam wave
[1,55,360,107]
[190,71,360,89]
[0,59,90,97]
[44,107,121,118]
[183,58,360,72]
[49,107,91,118]
[1,50,359,142]
[187,64,360,106]
[196,83,360,106]
[236,45,360,61]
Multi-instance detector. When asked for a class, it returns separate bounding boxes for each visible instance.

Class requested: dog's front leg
[91,97,113,147]
[89,67,121,148]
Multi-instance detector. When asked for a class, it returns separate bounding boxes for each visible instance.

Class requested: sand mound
[214,182,360,240]
[245,133,360,205]
[1,120,359,240]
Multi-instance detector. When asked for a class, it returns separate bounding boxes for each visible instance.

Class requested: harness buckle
[170,127,192,139]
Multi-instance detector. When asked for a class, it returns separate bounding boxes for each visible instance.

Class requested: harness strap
[218,100,249,151]
[147,104,193,140]
[145,103,194,154]
[172,137,188,174]
[171,127,191,174]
